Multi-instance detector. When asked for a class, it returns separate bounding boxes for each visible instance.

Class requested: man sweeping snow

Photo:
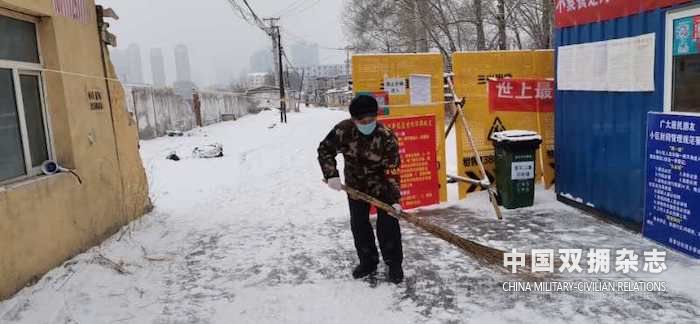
[317,95,404,284]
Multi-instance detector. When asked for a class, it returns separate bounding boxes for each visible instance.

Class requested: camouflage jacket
[317,119,401,204]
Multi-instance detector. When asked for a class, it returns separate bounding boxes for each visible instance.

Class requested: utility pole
[277,29,287,123]
[345,46,351,91]
[263,17,280,84]
[264,17,287,123]
[298,69,305,111]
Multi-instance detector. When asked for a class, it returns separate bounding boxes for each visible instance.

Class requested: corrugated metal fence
[126,87,256,140]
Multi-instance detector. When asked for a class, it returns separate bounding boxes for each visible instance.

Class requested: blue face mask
[356,121,377,135]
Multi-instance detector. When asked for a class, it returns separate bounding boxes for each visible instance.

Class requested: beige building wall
[0,0,151,299]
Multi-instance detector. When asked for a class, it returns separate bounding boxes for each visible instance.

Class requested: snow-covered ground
[1,108,699,323]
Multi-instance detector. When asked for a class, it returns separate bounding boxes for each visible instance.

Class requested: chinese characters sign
[88,89,104,110]
[512,161,535,181]
[381,115,440,210]
[504,248,667,274]
[555,0,690,28]
[383,77,407,96]
[673,15,700,56]
[488,79,554,113]
[644,113,700,259]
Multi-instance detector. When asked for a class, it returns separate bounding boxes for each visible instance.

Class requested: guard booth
[555,1,700,229]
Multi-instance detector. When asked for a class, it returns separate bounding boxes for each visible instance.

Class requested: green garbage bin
[491,130,542,209]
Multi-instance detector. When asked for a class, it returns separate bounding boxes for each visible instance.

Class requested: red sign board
[488,79,554,113]
[380,115,440,210]
[555,0,690,28]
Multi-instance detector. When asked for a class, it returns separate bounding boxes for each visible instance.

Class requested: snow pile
[490,130,542,143]
[1,108,698,324]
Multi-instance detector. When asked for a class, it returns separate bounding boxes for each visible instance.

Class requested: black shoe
[388,264,404,284]
[352,264,377,279]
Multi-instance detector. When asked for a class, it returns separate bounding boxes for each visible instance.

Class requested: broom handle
[340,185,512,265]
[338,184,546,277]
[342,185,404,219]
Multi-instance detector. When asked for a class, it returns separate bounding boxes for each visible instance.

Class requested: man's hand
[392,203,402,213]
[326,177,343,191]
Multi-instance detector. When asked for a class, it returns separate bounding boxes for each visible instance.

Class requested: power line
[226,0,345,52]
[225,1,255,27]
[226,0,268,33]
[226,0,332,119]
[272,0,308,17]
[286,0,316,14]
[226,3,250,22]
[282,30,346,51]
[283,0,321,18]
[241,0,266,29]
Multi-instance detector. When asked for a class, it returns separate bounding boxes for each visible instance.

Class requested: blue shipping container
[554,1,700,225]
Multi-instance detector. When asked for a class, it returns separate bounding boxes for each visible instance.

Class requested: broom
[342,185,539,275]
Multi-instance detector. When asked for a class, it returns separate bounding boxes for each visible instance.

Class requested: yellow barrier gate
[452,50,555,199]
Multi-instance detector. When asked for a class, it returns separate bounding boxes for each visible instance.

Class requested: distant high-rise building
[125,43,144,84]
[174,44,192,82]
[150,48,167,87]
[290,42,320,67]
[249,48,274,73]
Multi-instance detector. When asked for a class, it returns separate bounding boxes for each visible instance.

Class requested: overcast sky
[98,0,347,87]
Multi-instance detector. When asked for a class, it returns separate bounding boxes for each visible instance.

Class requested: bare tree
[507,0,554,49]
[473,0,486,50]
[495,0,507,50]
[342,0,555,56]
[343,0,408,52]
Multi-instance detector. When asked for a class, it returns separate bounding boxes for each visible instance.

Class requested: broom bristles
[343,186,547,276]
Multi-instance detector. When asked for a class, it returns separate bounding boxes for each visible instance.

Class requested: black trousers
[348,196,403,267]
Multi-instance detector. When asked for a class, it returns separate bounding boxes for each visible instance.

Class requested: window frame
[0,11,53,185]
[664,4,700,113]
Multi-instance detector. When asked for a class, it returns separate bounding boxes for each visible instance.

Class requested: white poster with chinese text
[384,77,406,96]
[409,74,432,105]
[557,33,656,92]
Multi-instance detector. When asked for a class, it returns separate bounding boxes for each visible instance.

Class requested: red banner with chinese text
[488,79,554,113]
[380,115,440,210]
[555,0,690,28]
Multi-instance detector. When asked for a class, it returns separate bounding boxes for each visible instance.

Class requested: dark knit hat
[349,95,379,119]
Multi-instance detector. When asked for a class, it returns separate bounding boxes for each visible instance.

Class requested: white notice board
[557,33,656,92]
[410,74,432,105]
